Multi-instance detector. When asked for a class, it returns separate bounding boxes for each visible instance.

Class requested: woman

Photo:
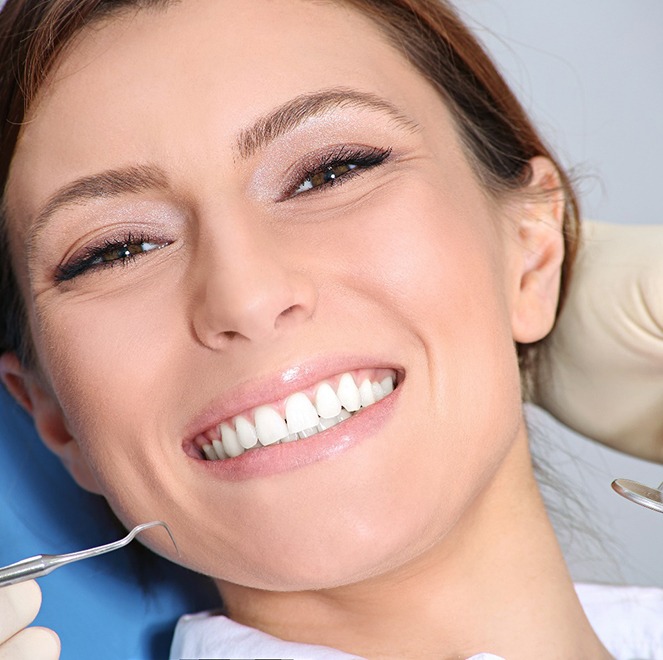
[0,0,659,658]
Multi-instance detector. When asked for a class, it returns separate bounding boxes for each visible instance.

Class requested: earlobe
[510,156,566,344]
[0,352,103,495]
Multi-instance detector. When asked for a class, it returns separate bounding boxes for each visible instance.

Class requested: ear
[509,156,566,344]
[0,352,103,494]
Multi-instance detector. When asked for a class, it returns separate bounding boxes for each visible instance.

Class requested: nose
[191,223,317,350]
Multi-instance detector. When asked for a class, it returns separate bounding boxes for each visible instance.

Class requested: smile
[193,369,397,460]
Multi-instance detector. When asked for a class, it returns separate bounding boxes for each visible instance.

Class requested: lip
[182,355,404,478]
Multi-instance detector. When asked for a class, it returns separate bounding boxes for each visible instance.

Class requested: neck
[217,425,610,659]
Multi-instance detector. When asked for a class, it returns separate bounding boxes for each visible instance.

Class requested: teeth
[315,382,342,418]
[212,439,227,460]
[316,409,350,432]
[337,373,361,412]
[199,371,397,460]
[221,423,245,457]
[372,381,385,401]
[317,415,341,431]
[298,426,319,439]
[285,392,320,434]
[233,416,257,449]
[202,443,219,461]
[254,405,289,445]
[359,378,376,407]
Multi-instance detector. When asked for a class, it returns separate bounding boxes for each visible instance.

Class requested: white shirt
[170,583,663,659]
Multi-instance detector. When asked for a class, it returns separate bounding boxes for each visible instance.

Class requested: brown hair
[0,0,580,385]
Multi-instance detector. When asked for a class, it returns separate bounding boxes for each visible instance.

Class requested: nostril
[275,304,307,328]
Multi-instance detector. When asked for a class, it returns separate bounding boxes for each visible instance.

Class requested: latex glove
[535,220,663,463]
[0,580,60,659]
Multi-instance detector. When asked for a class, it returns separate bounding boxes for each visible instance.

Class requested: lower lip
[191,384,401,481]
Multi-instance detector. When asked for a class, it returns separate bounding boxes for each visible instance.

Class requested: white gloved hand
[0,580,60,659]
[536,220,663,462]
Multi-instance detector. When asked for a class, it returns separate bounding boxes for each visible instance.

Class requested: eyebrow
[27,164,170,255]
[236,87,420,158]
[27,88,418,250]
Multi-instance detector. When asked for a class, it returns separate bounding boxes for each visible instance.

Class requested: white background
[459,0,663,586]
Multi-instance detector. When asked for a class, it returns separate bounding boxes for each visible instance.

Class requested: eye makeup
[51,141,394,282]
[55,231,171,282]
[245,97,417,205]
[281,144,393,199]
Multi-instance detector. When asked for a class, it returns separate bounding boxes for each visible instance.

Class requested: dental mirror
[612,478,663,515]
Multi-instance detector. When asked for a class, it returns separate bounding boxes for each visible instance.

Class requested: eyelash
[55,232,169,282]
[288,145,393,198]
[55,144,393,282]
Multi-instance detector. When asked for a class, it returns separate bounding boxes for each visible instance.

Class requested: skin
[0,0,611,657]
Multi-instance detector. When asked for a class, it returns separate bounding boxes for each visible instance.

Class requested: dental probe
[612,478,663,515]
[0,520,177,588]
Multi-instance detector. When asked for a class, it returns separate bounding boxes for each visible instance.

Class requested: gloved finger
[536,220,663,461]
[0,626,60,660]
[0,580,41,643]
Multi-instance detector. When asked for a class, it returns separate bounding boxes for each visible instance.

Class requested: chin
[202,501,447,592]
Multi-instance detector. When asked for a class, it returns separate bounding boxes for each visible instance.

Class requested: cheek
[321,175,516,361]
[30,273,187,477]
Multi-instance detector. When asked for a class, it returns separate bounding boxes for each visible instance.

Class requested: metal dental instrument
[612,478,663,515]
[0,520,177,588]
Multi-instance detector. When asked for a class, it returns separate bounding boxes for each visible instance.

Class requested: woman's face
[6,0,540,589]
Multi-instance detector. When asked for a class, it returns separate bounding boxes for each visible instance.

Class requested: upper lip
[182,354,402,445]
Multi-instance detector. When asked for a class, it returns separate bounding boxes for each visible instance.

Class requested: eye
[296,162,359,194]
[290,145,392,197]
[56,233,170,282]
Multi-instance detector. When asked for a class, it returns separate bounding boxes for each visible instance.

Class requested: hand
[0,580,60,659]
[535,220,663,462]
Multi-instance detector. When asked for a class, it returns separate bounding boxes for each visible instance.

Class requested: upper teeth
[197,371,395,461]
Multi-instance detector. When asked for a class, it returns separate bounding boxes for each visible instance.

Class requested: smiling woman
[0,1,659,659]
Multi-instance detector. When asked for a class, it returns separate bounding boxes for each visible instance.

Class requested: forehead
[7,0,447,227]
